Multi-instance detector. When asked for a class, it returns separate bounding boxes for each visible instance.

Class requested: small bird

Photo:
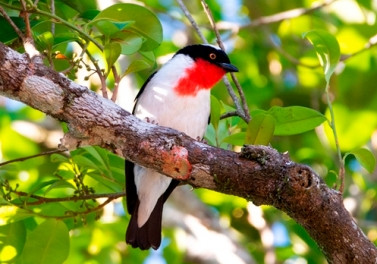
[125,44,238,250]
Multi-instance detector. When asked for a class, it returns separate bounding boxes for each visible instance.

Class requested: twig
[201,0,250,122]
[20,0,32,39]
[19,0,42,62]
[111,65,121,102]
[12,190,126,205]
[12,196,118,219]
[50,0,55,34]
[81,45,108,99]
[244,0,337,28]
[0,149,67,167]
[220,111,239,120]
[176,0,207,43]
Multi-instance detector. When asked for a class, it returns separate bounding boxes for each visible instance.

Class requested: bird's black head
[175,44,238,72]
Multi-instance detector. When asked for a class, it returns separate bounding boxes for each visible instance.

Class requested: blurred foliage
[0,0,377,263]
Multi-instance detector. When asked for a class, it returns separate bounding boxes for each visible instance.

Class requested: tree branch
[0,42,376,263]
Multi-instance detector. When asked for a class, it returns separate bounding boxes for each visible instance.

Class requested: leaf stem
[325,82,345,192]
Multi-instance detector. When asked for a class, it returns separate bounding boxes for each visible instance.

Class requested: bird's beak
[218,62,239,72]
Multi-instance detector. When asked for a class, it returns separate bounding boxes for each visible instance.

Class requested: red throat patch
[174,58,226,96]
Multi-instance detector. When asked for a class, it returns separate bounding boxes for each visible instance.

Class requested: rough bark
[0,42,376,263]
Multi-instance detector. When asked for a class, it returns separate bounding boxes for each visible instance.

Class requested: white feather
[133,54,211,227]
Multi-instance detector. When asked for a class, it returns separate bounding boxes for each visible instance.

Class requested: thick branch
[0,42,376,263]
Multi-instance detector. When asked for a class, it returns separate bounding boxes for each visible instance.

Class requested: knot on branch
[289,165,315,190]
[239,145,285,166]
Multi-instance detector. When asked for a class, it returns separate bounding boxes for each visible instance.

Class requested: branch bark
[0,42,376,263]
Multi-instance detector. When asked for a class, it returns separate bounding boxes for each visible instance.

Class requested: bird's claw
[196,136,207,144]
[145,117,158,125]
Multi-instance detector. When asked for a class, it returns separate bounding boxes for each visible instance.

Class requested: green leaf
[55,169,76,180]
[123,60,153,76]
[0,222,26,263]
[268,106,326,136]
[44,180,76,195]
[222,132,246,146]
[81,146,107,169]
[21,219,69,264]
[35,31,54,51]
[53,32,81,46]
[303,30,340,82]
[210,95,222,130]
[111,32,143,55]
[80,9,100,20]
[50,153,69,163]
[90,19,134,36]
[72,155,101,171]
[92,3,163,51]
[346,148,376,173]
[29,180,61,194]
[0,16,25,43]
[104,42,121,70]
[0,206,33,225]
[245,113,275,145]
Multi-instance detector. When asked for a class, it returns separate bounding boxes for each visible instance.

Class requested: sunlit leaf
[112,32,143,55]
[81,146,108,169]
[324,105,377,151]
[123,60,153,76]
[50,153,69,163]
[303,30,340,82]
[21,219,69,264]
[104,42,121,70]
[222,132,246,146]
[210,95,222,130]
[245,113,275,145]
[35,31,54,51]
[44,180,76,195]
[346,148,376,173]
[72,155,101,170]
[0,222,26,262]
[0,206,33,225]
[90,19,134,36]
[269,106,326,136]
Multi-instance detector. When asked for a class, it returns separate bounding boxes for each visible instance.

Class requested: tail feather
[126,197,163,250]
[125,158,180,250]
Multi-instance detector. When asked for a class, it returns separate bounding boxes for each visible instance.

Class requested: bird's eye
[209,53,216,60]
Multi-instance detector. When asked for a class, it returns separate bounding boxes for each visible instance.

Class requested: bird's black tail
[125,160,179,250]
[126,196,164,250]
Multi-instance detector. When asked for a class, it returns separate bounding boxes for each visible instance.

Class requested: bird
[125,44,238,250]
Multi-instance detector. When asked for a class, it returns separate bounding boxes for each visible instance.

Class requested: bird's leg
[145,117,159,125]
[196,136,208,144]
